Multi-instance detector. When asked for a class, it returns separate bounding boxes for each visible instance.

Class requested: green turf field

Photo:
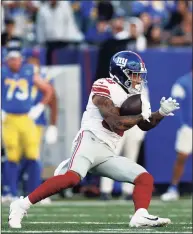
[2,198,192,233]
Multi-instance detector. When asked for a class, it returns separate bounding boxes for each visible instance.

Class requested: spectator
[111,1,133,17]
[71,1,97,34]
[111,9,128,39]
[85,18,112,45]
[84,0,114,45]
[2,3,5,32]
[131,1,168,25]
[112,16,147,52]
[165,0,191,31]
[128,17,147,51]
[131,0,149,17]
[97,1,114,21]
[147,0,168,25]
[1,18,22,50]
[36,0,84,64]
[147,25,162,47]
[169,12,192,46]
[2,1,40,38]
[140,12,153,39]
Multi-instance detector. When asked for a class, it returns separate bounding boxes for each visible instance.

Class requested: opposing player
[161,70,192,201]
[2,51,53,202]
[9,51,179,228]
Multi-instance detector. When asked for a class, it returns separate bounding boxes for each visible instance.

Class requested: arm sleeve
[91,79,111,99]
[171,83,185,125]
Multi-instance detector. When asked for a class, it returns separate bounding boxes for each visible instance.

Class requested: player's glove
[28,103,45,120]
[1,110,7,122]
[44,125,58,144]
[140,94,151,122]
[159,97,180,116]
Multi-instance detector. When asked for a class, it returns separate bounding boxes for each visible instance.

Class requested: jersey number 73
[5,78,29,101]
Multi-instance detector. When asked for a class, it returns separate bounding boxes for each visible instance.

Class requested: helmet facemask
[122,68,147,94]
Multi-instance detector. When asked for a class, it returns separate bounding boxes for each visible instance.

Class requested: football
[120,94,142,116]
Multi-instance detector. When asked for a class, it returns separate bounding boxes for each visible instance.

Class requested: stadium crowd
[2,0,192,50]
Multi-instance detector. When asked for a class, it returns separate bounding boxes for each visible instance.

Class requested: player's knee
[65,170,81,187]
[177,152,189,163]
[25,148,40,160]
[6,147,20,163]
[7,157,20,163]
[134,172,154,189]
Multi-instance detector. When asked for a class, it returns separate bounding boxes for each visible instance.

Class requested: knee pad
[134,172,154,189]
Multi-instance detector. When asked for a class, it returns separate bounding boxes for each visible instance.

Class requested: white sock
[135,208,148,215]
[21,197,32,210]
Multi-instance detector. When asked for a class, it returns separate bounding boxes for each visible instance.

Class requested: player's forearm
[105,114,143,131]
[40,86,53,105]
[137,111,164,131]
[49,91,58,125]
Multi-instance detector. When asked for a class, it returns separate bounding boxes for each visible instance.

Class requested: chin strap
[111,73,142,94]
[113,77,129,94]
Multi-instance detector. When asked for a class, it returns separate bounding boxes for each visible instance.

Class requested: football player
[161,70,192,201]
[100,87,149,200]
[17,53,58,203]
[2,51,53,202]
[9,51,179,228]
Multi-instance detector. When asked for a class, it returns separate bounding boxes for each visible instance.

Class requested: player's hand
[159,97,180,116]
[140,94,151,122]
[45,125,58,144]
[1,110,7,122]
[28,103,45,120]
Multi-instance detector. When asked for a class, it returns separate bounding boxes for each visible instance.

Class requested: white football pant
[175,124,192,155]
[100,126,146,195]
[55,130,147,185]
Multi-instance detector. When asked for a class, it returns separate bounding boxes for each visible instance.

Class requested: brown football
[120,94,142,116]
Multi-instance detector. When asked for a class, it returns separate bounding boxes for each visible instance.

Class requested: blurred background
[1,0,192,201]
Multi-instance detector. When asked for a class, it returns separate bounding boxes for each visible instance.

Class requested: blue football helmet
[109,50,147,93]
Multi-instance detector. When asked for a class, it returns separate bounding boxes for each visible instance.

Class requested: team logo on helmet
[115,57,128,67]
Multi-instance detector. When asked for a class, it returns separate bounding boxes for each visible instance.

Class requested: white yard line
[5,221,192,225]
[2,213,191,218]
[1,230,192,233]
[18,200,190,207]
[2,207,192,212]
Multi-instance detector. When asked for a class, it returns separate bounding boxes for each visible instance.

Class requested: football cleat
[129,208,171,227]
[160,188,180,201]
[8,197,27,228]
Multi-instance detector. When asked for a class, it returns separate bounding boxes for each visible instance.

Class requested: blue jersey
[171,72,192,127]
[31,68,54,126]
[2,64,35,114]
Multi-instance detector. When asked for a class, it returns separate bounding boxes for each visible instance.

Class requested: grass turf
[1,197,192,233]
